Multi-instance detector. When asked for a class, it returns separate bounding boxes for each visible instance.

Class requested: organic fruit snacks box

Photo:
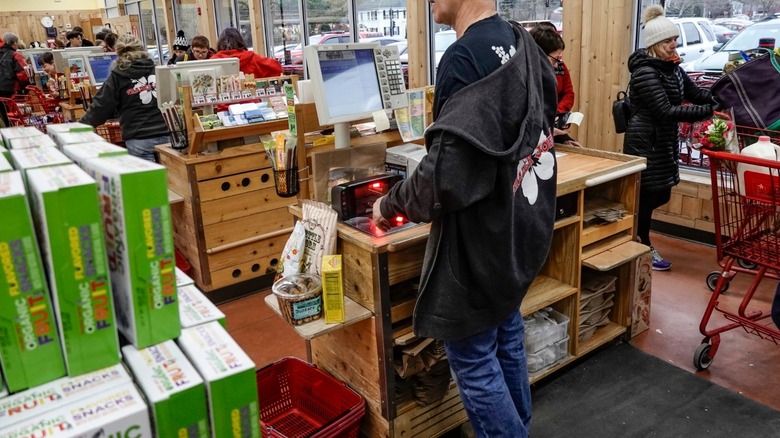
[53,132,106,149]
[5,135,57,150]
[0,127,48,149]
[122,340,209,438]
[9,147,71,185]
[62,142,127,168]
[1,145,8,161]
[45,123,94,141]
[26,164,121,375]
[178,285,226,329]
[0,382,151,438]
[79,155,179,348]
[176,266,194,288]
[0,363,131,427]
[0,369,7,399]
[177,322,259,438]
[0,154,11,173]
[0,171,66,393]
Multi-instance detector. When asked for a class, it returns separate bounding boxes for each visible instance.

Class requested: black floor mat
[530,342,780,437]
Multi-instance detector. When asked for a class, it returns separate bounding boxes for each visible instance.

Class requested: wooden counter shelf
[271,146,652,438]
[263,293,372,340]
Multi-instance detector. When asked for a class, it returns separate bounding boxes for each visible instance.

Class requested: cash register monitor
[20,49,51,74]
[85,53,118,87]
[304,42,408,149]
[53,47,104,76]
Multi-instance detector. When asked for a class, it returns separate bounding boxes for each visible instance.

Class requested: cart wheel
[737,258,757,270]
[706,271,728,292]
[694,343,714,370]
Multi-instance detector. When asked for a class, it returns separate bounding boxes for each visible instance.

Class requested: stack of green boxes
[0,126,260,438]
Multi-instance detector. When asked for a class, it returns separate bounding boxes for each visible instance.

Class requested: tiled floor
[218,231,780,420]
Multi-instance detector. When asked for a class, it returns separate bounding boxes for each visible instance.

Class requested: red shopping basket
[257,357,365,438]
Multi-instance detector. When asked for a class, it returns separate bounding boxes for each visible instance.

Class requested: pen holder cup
[273,167,299,198]
[169,129,189,151]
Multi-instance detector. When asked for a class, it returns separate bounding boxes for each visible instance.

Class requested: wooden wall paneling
[563,0,633,153]
[405,0,428,90]
[195,0,218,45]
[248,0,268,56]
[1,11,102,46]
[161,0,176,54]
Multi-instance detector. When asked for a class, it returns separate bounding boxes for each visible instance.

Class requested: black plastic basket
[273,167,299,198]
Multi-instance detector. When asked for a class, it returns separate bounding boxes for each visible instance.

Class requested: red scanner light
[395,216,405,224]
[371,182,384,190]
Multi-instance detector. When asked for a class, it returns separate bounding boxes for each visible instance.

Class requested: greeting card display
[189,68,217,97]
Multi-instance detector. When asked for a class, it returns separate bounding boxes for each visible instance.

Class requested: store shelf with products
[156,78,300,293]
[277,145,647,437]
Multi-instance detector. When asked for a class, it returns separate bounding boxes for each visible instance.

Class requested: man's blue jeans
[445,309,531,438]
[125,136,170,162]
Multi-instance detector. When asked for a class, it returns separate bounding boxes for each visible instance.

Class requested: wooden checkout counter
[157,97,649,437]
[273,144,649,437]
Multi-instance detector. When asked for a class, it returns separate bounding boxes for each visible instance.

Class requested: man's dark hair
[39,51,54,67]
[529,26,564,55]
[217,28,247,51]
[72,26,84,34]
[95,31,108,42]
[191,35,210,49]
[66,31,81,41]
[103,33,117,50]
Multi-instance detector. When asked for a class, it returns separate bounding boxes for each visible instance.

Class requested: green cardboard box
[62,142,127,168]
[9,147,71,183]
[45,122,94,141]
[176,266,194,288]
[53,132,106,149]
[0,127,48,149]
[0,154,11,173]
[26,164,121,376]
[0,382,151,437]
[80,155,180,348]
[0,369,7,399]
[0,363,131,427]
[1,145,8,161]
[122,340,209,438]
[178,285,226,329]
[0,171,66,393]
[177,322,259,438]
[6,135,57,150]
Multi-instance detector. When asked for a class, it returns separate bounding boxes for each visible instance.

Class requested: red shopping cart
[704,125,780,291]
[694,147,780,370]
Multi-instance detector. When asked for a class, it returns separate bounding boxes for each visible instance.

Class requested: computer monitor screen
[154,58,240,110]
[304,42,408,148]
[21,49,51,74]
[53,47,104,77]
[86,53,118,86]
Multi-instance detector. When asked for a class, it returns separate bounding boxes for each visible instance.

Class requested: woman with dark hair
[80,34,169,162]
[211,27,282,78]
[38,52,61,95]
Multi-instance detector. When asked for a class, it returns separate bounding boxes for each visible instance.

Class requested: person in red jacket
[530,24,580,147]
[211,28,282,78]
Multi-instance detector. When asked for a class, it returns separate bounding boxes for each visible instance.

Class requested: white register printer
[385,143,427,180]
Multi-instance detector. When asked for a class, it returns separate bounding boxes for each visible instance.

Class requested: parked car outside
[711,24,737,44]
[683,18,780,76]
[670,17,719,63]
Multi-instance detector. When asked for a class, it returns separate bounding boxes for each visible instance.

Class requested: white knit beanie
[643,5,679,48]
[173,30,189,51]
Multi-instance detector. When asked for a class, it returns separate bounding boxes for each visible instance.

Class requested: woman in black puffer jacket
[625,5,715,271]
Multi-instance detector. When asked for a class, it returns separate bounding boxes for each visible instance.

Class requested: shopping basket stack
[256,357,365,438]
[95,119,124,145]
[695,146,780,370]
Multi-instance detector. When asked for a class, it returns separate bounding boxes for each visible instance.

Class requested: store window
[125,0,166,65]
[215,0,238,40]
[173,0,199,50]
[263,0,303,74]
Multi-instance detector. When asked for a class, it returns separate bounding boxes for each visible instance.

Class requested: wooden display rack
[156,75,300,292]
[280,145,649,437]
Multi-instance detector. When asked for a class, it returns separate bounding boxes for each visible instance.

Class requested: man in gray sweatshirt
[373,1,558,436]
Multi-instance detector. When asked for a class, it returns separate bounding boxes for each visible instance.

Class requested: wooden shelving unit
[155,76,299,292]
[278,145,649,437]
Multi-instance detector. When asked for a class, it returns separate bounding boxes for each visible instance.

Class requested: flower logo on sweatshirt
[127,75,157,104]
[513,131,555,204]
[492,45,517,65]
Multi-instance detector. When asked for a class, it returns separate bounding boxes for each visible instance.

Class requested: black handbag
[612,89,631,134]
